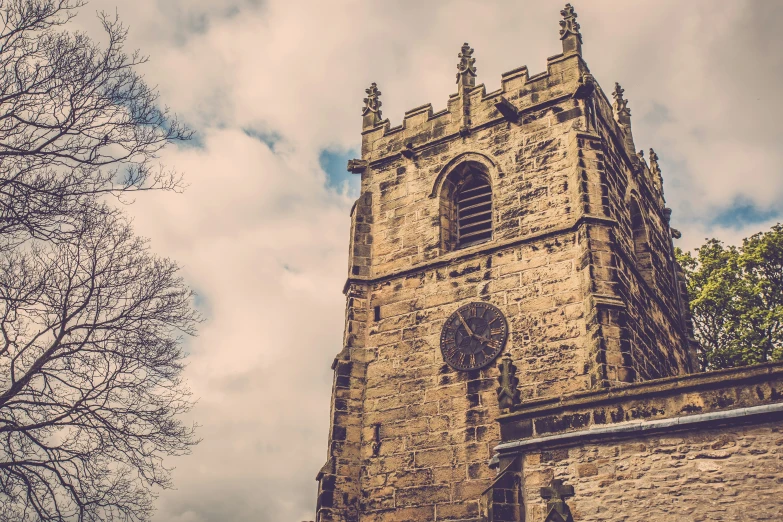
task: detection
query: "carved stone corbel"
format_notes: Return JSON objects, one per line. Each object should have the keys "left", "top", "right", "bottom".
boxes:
{"left": 497, "top": 354, "right": 521, "bottom": 411}
{"left": 495, "top": 96, "right": 519, "bottom": 123}
{"left": 347, "top": 159, "right": 367, "bottom": 174}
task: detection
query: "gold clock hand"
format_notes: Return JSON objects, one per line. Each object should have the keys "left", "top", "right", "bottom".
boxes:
{"left": 456, "top": 311, "right": 475, "bottom": 337}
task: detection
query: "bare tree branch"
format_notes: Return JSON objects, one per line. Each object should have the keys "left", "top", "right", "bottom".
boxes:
{"left": 0, "top": 209, "right": 200, "bottom": 521}
{"left": 0, "top": 0, "right": 193, "bottom": 251}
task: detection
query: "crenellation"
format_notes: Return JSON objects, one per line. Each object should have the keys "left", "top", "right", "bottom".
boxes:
{"left": 500, "top": 65, "right": 530, "bottom": 89}
{"left": 360, "top": 53, "right": 588, "bottom": 168}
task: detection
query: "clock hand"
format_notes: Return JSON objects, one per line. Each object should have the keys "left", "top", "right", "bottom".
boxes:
{"left": 474, "top": 332, "right": 498, "bottom": 347}
{"left": 456, "top": 311, "right": 475, "bottom": 337}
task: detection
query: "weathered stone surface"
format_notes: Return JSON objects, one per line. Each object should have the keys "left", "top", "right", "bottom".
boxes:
{"left": 494, "top": 362, "right": 783, "bottom": 522}
{"left": 520, "top": 423, "right": 783, "bottom": 521}
{"left": 317, "top": 5, "right": 697, "bottom": 521}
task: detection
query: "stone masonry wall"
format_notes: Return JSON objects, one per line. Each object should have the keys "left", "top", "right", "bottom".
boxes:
{"left": 588, "top": 87, "right": 692, "bottom": 380}
{"left": 361, "top": 234, "right": 590, "bottom": 521}
{"left": 495, "top": 362, "right": 783, "bottom": 522}
{"left": 522, "top": 422, "right": 783, "bottom": 521}
{"left": 316, "top": 282, "right": 371, "bottom": 522}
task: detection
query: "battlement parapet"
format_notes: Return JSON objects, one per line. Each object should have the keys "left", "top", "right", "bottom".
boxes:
{"left": 360, "top": 52, "right": 588, "bottom": 163}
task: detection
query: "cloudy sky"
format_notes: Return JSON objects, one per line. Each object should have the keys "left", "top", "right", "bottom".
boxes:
{"left": 70, "top": 1, "right": 783, "bottom": 520}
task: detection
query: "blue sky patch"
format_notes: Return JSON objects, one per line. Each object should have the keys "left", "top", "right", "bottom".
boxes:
{"left": 192, "top": 287, "right": 211, "bottom": 316}
{"left": 319, "top": 148, "right": 361, "bottom": 196}
{"left": 709, "top": 199, "right": 780, "bottom": 230}
{"left": 177, "top": 129, "right": 206, "bottom": 150}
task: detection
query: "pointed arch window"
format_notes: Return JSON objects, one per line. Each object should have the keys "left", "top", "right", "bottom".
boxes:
{"left": 439, "top": 162, "right": 493, "bottom": 251}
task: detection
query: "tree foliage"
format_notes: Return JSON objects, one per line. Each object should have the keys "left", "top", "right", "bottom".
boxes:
{"left": 0, "top": 1, "right": 198, "bottom": 520}
{"left": 677, "top": 224, "right": 783, "bottom": 371}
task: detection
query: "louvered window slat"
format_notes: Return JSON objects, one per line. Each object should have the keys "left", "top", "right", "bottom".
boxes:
{"left": 460, "top": 219, "right": 493, "bottom": 233}
{"left": 460, "top": 185, "right": 491, "bottom": 197}
{"left": 456, "top": 178, "right": 492, "bottom": 248}
{"left": 459, "top": 191, "right": 492, "bottom": 205}
{"left": 460, "top": 228, "right": 493, "bottom": 240}
{"left": 459, "top": 200, "right": 492, "bottom": 213}
{"left": 459, "top": 210, "right": 492, "bottom": 225}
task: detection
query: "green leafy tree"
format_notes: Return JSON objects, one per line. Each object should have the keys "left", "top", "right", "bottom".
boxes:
{"left": 677, "top": 224, "right": 783, "bottom": 371}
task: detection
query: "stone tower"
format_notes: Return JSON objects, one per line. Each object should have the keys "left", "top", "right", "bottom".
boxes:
{"left": 316, "top": 4, "right": 697, "bottom": 521}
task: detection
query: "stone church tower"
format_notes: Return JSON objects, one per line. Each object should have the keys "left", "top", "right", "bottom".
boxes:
{"left": 316, "top": 4, "right": 700, "bottom": 521}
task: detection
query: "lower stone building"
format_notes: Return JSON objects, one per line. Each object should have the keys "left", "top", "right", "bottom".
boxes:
{"left": 488, "top": 362, "right": 783, "bottom": 521}
{"left": 314, "top": 3, "right": 783, "bottom": 521}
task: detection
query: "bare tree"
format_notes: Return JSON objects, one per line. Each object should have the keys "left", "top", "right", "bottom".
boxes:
{"left": 0, "top": 0, "right": 192, "bottom": 249}
{"left": 0, "top": 209, "right": 199, "bottom": 521}
{"left": 0, "top": 1, "right": 199, "bottom": 520}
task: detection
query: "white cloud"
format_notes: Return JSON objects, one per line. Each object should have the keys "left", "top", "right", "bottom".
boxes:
{"left": 68, "top": 0, "right": 783, "bottom": 520}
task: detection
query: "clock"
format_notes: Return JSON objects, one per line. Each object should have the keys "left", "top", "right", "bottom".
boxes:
{"left": 440, "top": 302, "right": 508, "bottom": 371}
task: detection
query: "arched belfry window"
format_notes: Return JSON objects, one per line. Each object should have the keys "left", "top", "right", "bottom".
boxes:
{"left": 629, "top": 198, "right": 654, "bottom": 285}
{"left": 439, "top": 162, "right": 493, "bottom": 251}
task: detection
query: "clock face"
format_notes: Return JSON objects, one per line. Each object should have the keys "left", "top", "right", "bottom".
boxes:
{"left": 440, "top": 302, "right": 508, "bottom": 371}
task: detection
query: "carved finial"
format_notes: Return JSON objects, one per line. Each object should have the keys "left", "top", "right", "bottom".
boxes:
{"left": 612, "top": 83, "right": 627, "bottom": 110}
{"left": 362, "top": 82, "right": 383, "bottom": 129}
{"left": 649, "top": 148, "right": 665, "bottom": 199}
{"left": 496, "top": 354, "right": 520, "bottom": 411}
{"left": 649, "top": 148, "right": 661, "bottom": 178}
{"left": 649, "top": 148, "right": 659, "bottom": 167}
{"left": 559, "top": 4, "right": 582, "bottom": 54}
{"left": 362, "top": 82, "right": 382, "bottom": 117}
{"left": 559, "top": 4, "right": 581, "bottom": 40}
{"left": 612, "top": 82, "right": 631, "bottom": 126}
{"left": 540, "top": 479, "right": 575, "bottom": 522}
{"left": 456, "top": 43, "right": 477, "bottom": 89}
